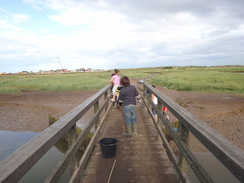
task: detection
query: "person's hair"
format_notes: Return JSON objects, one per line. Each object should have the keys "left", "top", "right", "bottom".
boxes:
{"left": 111, "top": 73, "right": 115, "bottom": 77}
{"left": 120, "top": 76, "right": 130, "bottom": 87}
{"left": 114, "top": 69, "right": 120, "bottom": 74}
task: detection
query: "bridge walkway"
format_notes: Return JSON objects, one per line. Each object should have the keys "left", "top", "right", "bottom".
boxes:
{"left": 82, "top": 104, "right": 180, "bottom": 183}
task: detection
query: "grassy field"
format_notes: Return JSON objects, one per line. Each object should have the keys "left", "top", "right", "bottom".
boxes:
{"left": 0, "top": 66, "right": 243, "bottom": 94}
{"left": 0, "top": 71, "right": 113, "bottom": 94}
{"left": 147, "top": 66, "right": 244, "bottom": 94}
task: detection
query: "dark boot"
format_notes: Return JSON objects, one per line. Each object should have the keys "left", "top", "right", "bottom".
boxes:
{"left": 123, "top": 124, "right": 132, "bottom": 136}
{"left": 133, "top": 123, "right": 138, "bottom": 137}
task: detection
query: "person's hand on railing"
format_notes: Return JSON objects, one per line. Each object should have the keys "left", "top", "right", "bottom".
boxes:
{"left": 118, "top": 100, "right": 123, "bottom": 106}
{"left": 136, "top": 95, "right": 142, "bottom": 102}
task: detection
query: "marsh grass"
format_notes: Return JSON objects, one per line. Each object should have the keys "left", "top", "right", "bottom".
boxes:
{"left": 0, "top": 71, "right": 112, "bottom": 94}
{"left": 119, "top": 68, "right": 151, "bottom": 79}
{"left": 148, "top": 66, "right": 244, "bottom": 94}
{"left": 0, "top": 66, "right": 243, "bottom": 94}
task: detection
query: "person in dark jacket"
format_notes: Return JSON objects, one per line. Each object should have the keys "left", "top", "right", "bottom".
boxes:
{"left": 118, "top": 76, "right": 141, "bottom": 136}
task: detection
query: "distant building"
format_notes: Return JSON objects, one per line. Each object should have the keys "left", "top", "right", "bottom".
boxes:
{"left": 93, "top": 69, "right": 104, "bottom": 72}
{"left": 19, "top": 71, "right": 29, "bottom": 74}
{"left": 55, "top": 69, "right": 67, "bottom": 73}
{"left": 76, "top": 68, "right": 86, "bottom": 72}
{"left": 86, "top": 68, "right": 93, "bottom": 71}
{"left": 0, "top": 72, "right": 8, "bottom": 75}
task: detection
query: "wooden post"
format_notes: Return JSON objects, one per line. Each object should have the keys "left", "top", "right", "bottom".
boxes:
{"left": 94, "top": 101, "right": 100, "bottom": 130}
{"left": 157, "top": 102, "right": 163, "bottom": 140}
{"left": 178, "top": 123, "right": 189, "bottom": 166}
{"left": 104, "top": 91, "right": 108, "bottom": 112}
{"left": 66, "top": 124, "right": 77, "bottom": 176}
{"left": 66, "top": 124, "right": 76, "bottom": 147}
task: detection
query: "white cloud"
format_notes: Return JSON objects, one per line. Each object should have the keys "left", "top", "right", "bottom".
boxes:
{"left": 50, "top": 7, "right": 95, "bottom": 26}
{"left": 0, "top": 0, "right": 243, "bottom": 73}
{"left": 12, "top": 14, "right": 29, "bottom": 23}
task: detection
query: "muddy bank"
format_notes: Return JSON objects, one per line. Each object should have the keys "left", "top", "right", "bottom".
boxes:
{"left": 0, "top": 90, "right": 97, "bottom": 132}
{"left": 155, "top": 86, "right": 244, "bottom": 150}
{"left": 0, "top": 88, "right": 243, "bottom": 150}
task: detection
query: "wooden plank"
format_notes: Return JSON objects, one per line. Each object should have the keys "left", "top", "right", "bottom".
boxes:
{"left": 82, "top": 106, "right": 180, "bottom": 183}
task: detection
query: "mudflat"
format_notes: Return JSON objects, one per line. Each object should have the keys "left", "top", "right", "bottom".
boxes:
{"left": 0, "top": 87, "right": 243, "bottom": 150}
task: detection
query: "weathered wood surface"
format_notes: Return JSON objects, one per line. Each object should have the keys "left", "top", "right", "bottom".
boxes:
{"left": 82, "top": 105, "right": 180, "bottom": 183}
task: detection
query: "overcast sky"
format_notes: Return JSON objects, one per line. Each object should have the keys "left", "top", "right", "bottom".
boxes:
{"left": 0, "top": 0, "right": 243, "bottom": 73}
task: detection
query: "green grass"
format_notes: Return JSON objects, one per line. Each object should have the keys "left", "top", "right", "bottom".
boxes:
{"left": 0, "top": 72, "right": 113, "bottom": 94}
{"left": 0, "top": 66, "right": 243, "bottom": 94}
{"left": 119, "top": 68, "right": 151, "bottom": 79}
{"left": 148, "top": 66, "right": 244, "bottom": 94}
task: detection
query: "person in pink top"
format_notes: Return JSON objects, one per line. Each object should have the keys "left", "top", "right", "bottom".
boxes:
{"left": 110, "top": 69, "right": 120, "bottom": 102}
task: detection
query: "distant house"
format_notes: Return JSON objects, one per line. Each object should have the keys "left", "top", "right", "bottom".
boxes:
{"left": 93, "top": 69, "right": 104, "bottom": 72}
{"left": 86, "top": 68, "right": 93, "bottom": 71}
{"left": 55, "top": 69, "right": 67, "bottom": 73}
{"left": 19, "top": 71, "right": 29, "bottom": 74}
{"left": 76, "top": 68, "right": 86, "bottom": 72}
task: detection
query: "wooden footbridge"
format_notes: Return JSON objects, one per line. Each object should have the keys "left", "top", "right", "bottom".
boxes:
{"left": 0, "top": 81, "right": 244, "bottom": 183}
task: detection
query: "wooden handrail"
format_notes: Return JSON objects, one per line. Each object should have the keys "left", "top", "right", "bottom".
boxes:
{"left": 137, "top": 81, "right": 244, "bottom": 182}
{"left": 0, "top": 85, "right": 112, "bottom": 183}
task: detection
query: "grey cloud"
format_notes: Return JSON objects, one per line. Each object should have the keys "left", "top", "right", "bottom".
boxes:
{"left": 86, "top": 0, "right": 223, "bottom": 18}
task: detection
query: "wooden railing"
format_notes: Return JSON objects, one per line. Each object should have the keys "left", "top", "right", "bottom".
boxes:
{"left": 137, "top": 81, "right": 244, "bottom": 183}
{"left": 0, "top": 85, "right": 113, "bottom": 183}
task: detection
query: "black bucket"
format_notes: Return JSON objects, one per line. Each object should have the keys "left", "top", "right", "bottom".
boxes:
{"left": 99, "top": 138, "right": 119, "bottom": 158}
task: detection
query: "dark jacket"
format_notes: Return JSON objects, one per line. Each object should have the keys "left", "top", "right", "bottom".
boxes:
{"left": 118, "top": 85, "right": 139, "bottom": 106}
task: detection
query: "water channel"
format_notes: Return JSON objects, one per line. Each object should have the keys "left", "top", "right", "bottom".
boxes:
{"left": 0, "top": 131, "right": 70, "bottom": 183}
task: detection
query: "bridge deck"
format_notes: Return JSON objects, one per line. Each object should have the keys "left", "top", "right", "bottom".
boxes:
{"left": 82, "top": 104, "right": 180, "bottom": 183}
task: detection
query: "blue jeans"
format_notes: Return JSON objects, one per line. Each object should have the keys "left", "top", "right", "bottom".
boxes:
{"left": 123, "top": 105, "right": 137, "bottom": 125}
